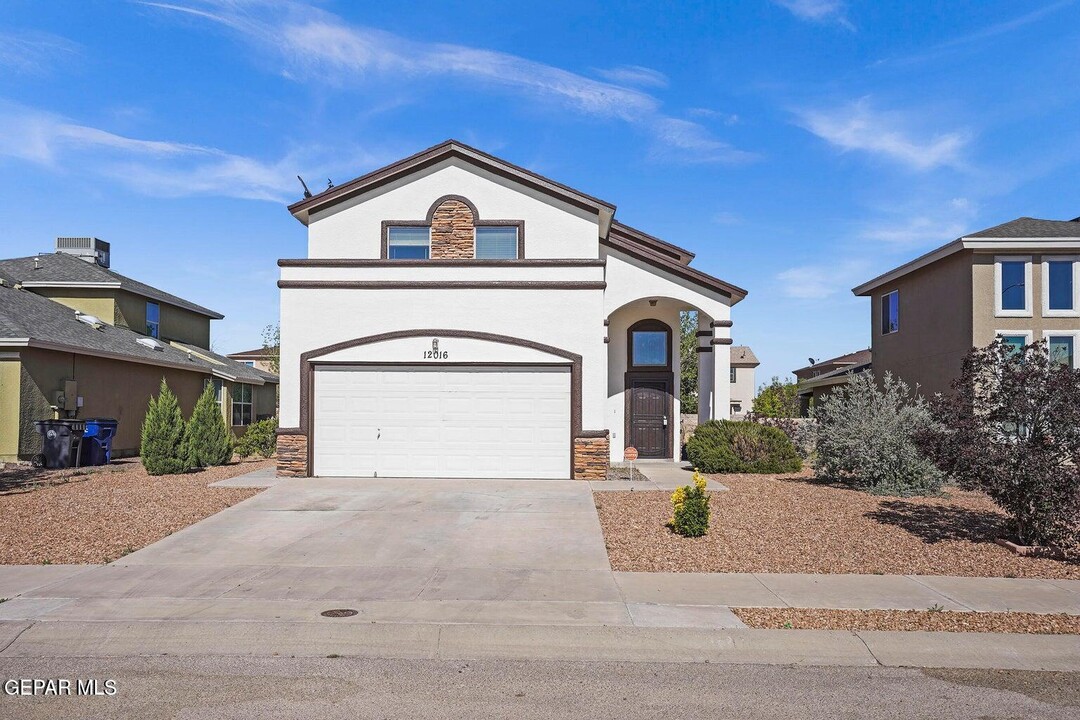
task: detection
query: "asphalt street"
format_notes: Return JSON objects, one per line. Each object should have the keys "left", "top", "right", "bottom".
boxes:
{"left": 0, "top": 656, "right": 1077, "bottom": 719}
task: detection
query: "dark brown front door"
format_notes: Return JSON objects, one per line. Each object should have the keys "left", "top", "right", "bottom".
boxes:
{"left": 629, "top": 379, "right": 670, "bottom": 458}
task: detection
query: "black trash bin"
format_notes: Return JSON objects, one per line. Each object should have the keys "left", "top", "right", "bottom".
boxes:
{"left": 33, "top": 419, "right": 86, "bottom": 469}
{"left": 83, "top": 418, "right": 119, "bottom": 466}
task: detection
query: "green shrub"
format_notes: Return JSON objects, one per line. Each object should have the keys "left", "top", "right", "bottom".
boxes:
{"left": 184, "top": 383, "right": 233, "bottom": 468}
{"left": 235, "top": 418, "right": 277, "bottom": 459}
{"left": 668, "top": 472, "right": 711, "bottom": 537}
{"left": 141, "top": 379, "right": 190, "bottom": 475}
{"left": 814, "top": 371, "right": 943, "bottom": 496}
{"left": 686, "top": 420, "right": 802, "bottom": 474}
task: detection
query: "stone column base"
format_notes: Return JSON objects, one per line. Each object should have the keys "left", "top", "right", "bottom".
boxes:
{"left": 573, "top": 434, "right": 610, "bottom": 480}
{"left": 276, "top": 431, "right": 308, "bottom": 477}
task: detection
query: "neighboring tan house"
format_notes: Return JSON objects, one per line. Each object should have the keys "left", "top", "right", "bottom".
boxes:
{"left": 852, "top": 216, "right": 1080, "bottom": 397}
{"left": 728, "top": 345, "right": 759, "bottom": 418}
{"left": 226, "top": 347, "right": 277, "bottom": 373}
{"left": 0, "top": 239, "right": 278, "bottom": 462}
{"left": 277, "top": 140, "right": 748, "bottom": 479}
{"left": 792, "top": 349, "right": 872, "bottom": 416}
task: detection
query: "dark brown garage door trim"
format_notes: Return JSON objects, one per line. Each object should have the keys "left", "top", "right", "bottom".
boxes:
{"left": 299, "top": 329, "right": 583, "bottom": 478}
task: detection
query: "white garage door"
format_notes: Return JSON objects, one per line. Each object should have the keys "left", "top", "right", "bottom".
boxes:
{"left": 313, "top": 365, "right": 571, "bottom": 479}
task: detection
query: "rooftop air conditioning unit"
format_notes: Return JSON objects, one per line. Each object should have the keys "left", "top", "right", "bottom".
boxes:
{"left": 55, "top": 237, "right": 110, "bottom": 268}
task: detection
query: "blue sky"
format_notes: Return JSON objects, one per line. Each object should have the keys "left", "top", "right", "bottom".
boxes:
{"left": 1, "top": 0, "right": 1078, "bottom": 384}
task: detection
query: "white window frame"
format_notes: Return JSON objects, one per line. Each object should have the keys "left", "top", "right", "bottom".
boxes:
{"left": 1042, "top": 329, "right": 1080, "bottom": 369}
{"left": 994, "top": 255, "right": 1032, "bottom": 318}
{"left": 1041, "top": 255, "right": 1080, "bottom": 318}
{"left": 995, "top": 329, "right": 1033, "bottom": 347}
{"left": 386, "top": 226, "right": 431, "bottom": 260}
{"left": 880, "top": 290, "right": 899, "bottom": 335}
{"left": 473, "top": 225, "right": 519, "bottom": 260}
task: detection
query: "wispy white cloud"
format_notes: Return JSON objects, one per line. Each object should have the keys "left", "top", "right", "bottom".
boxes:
{"left": 860, "top": 198, "right": 978, "bottom": 248}
{"left": 593, "top": 64, "right": 668, "bottom": 88}
{"left": 794, "top": 97, "right": 970, "bottom": 171}
{"left": 776, "top": 259, "right": 871, "bottom": 299}
{"left": 0, "top": 30, "right": 80, "bottom": 75}
{"left": 772, "top": 0, "right": 854, "bottom": 30}
{"left": 874, "top": 0, "right": 1077, "bottom": 67}
{"left": 0, "top": 100, "right": 384, "bottom": 202}
{"left": 141, "top": 0, "right": 754, "bottom": 164}
{"left": 688, "top": 107, "right": 740, "bottom": 125}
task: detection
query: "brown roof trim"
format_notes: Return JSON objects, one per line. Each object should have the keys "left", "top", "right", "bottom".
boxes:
{"left": 601, "top": 234, "right": 748, "bottom": 302}
{"left": 287, "top": 139, "right": 617, "bottom": 226}
{"left": 609, "top": 221, "right": 695, "bottom": 265}
{"left": 278, "top": 280, "right": 605, "bottom": 290}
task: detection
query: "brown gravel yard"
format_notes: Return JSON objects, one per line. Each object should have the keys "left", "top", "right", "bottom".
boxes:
{"left": 595, "top": 470, "right": 1080, "bottom": 579}
{"left": 734, "top": 607, "right": 1080, "bottom": 634}
{"left": 0, "top": 458, "right": 270, "bottom": 565}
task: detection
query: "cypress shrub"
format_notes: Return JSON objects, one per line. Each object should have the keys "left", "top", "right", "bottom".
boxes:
{"left": 185, "top": 383, "right": 233, "bottom": 467}
{"left": 141, "top": 379, "right": 190, "bottom": 475}
{"left": 686, "top": 420, "right": 802, "bottom": 474}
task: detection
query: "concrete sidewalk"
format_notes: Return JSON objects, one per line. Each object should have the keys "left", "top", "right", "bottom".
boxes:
{"left": 0, "top": 473, "right": 1077, "bottom": 670}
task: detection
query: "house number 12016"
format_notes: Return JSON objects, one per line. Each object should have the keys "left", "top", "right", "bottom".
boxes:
{"left": 424, "top": 339, "right": 448, "bottom": 360}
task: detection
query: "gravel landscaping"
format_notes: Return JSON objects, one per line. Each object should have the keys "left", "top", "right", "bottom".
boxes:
{"left": 594, "top": 470, "right": 1080, "bottom": 578}
{"left": 733, "top": 607, "right": 1080, "bottom": 634}
{"left": 0, "top": 458, "right": 271, "bottom": 565}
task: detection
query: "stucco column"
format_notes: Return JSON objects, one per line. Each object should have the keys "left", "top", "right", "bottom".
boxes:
{"left": 697, "top": 315, "right": 714, "bottom": 423}
{"left": 712, "top": 320, "right": 732, "bottom": 420}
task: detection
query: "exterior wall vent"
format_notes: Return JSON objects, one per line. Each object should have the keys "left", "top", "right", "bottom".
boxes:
{"left": 55, "top": 237, "right": 111, "bottom": 268}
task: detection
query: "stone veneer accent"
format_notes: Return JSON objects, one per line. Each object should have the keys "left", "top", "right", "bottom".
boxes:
{"left": 276, "top": 433, "right": 308, "bottom": 477}
{"left": 573, "top": 436, "right": 610, "bottom": 480}
{"left": 430, "top": 198, "right": 475, "bottom": 259}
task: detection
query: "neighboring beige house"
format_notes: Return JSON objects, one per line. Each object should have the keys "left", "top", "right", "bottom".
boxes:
{"left": 852, "top": 216, "right": 1080, "bottom": 397}
{"left": 728, "top": 345, "right": 759, "bottom": 418}
{"left": 792, "top": 349, "right": 872, "bottom": 416}
{"left": 226, "top": 346, "right": 277, "bottom": 373}
{"left": 0, "top": 238, "right": 278, "bottom": 461}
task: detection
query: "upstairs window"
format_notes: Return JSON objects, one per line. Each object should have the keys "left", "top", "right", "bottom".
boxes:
{"left": 1044, "top": 257, "right": 1078, "bottom": 315}
{"left": 475, "top": 226, "right": 519, "bottom": 259}
{"left": 387, "top": 226, "right": 430, "bottom": 259}
{"left": 880, "top": 291, "right": 898, "bottom": 335}
{"left": 995, "top": 257, "right": 1031, "bottom": 316}
{"left": 730, "top": 367, "right": 737, "bottom": 383}
{"left": 146, "top": 302, "right": 160, "bottom": 338}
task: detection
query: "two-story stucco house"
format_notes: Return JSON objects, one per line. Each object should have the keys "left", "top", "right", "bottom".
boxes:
{"left": 276, "top": 140, "right": 747, "bottom": 479}
{"left": 853, "top": 216, "right": 1080, "bottom": 397}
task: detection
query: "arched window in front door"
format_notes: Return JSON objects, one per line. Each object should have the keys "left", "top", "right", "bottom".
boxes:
{"left": 627, "top": 319, "right": 671, "bottom": 370}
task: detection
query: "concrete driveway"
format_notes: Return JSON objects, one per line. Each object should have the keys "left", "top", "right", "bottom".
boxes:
{"left": 12, "top": 477, "right": 653, "bottom": 627}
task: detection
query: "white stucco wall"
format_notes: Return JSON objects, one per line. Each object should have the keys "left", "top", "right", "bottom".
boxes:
{"left": 306, "top": 158, "right": 601, "bottom": 260}
{"left": 279, "top": 287, "right": 606, "bottom": 430}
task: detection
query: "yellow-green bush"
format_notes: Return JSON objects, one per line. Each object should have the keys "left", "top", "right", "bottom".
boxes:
{"left": 667, "top": 472, "right": 710, "bottom": 537}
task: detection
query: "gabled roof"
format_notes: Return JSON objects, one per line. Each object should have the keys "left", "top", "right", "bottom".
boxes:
{"left": 609, "top": 221, "right": 695, "bottom": 265}
{"left": 0, "top": 253, "right": 224, "bottom": 319}
{"left": 797, "top": 357, "right": 873, "bottom": 391}
{"left": 731, "top": 345, "right": 759, "bottom": 366}
{"left": 0, "top": 282, "right": 272, "bottom": 384}
{"left": 793, "top": 349, "right": 871, "bottom": 377}
{"left": 966, "top": 216, "right": 1080, "bottom": 238}
{"left": 602, "top": 229, "right": 748, "bottom": 302}
{"left": 853, "top": 216, "right": 1080, "bottom": 296}
{"left": 288, "top": 139, "right": 618, "bottom": 230}
{"left": 227, "top": 347, "right": 274, "bottom": 359}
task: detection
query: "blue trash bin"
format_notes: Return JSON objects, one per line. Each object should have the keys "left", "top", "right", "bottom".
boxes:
{"left": 83, "top": 418, "right": 119, "bottom": 466}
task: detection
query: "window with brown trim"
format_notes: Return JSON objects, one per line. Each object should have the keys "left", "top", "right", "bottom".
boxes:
{"left": 627, "top": 319, "right": 671, "bottom": 369}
